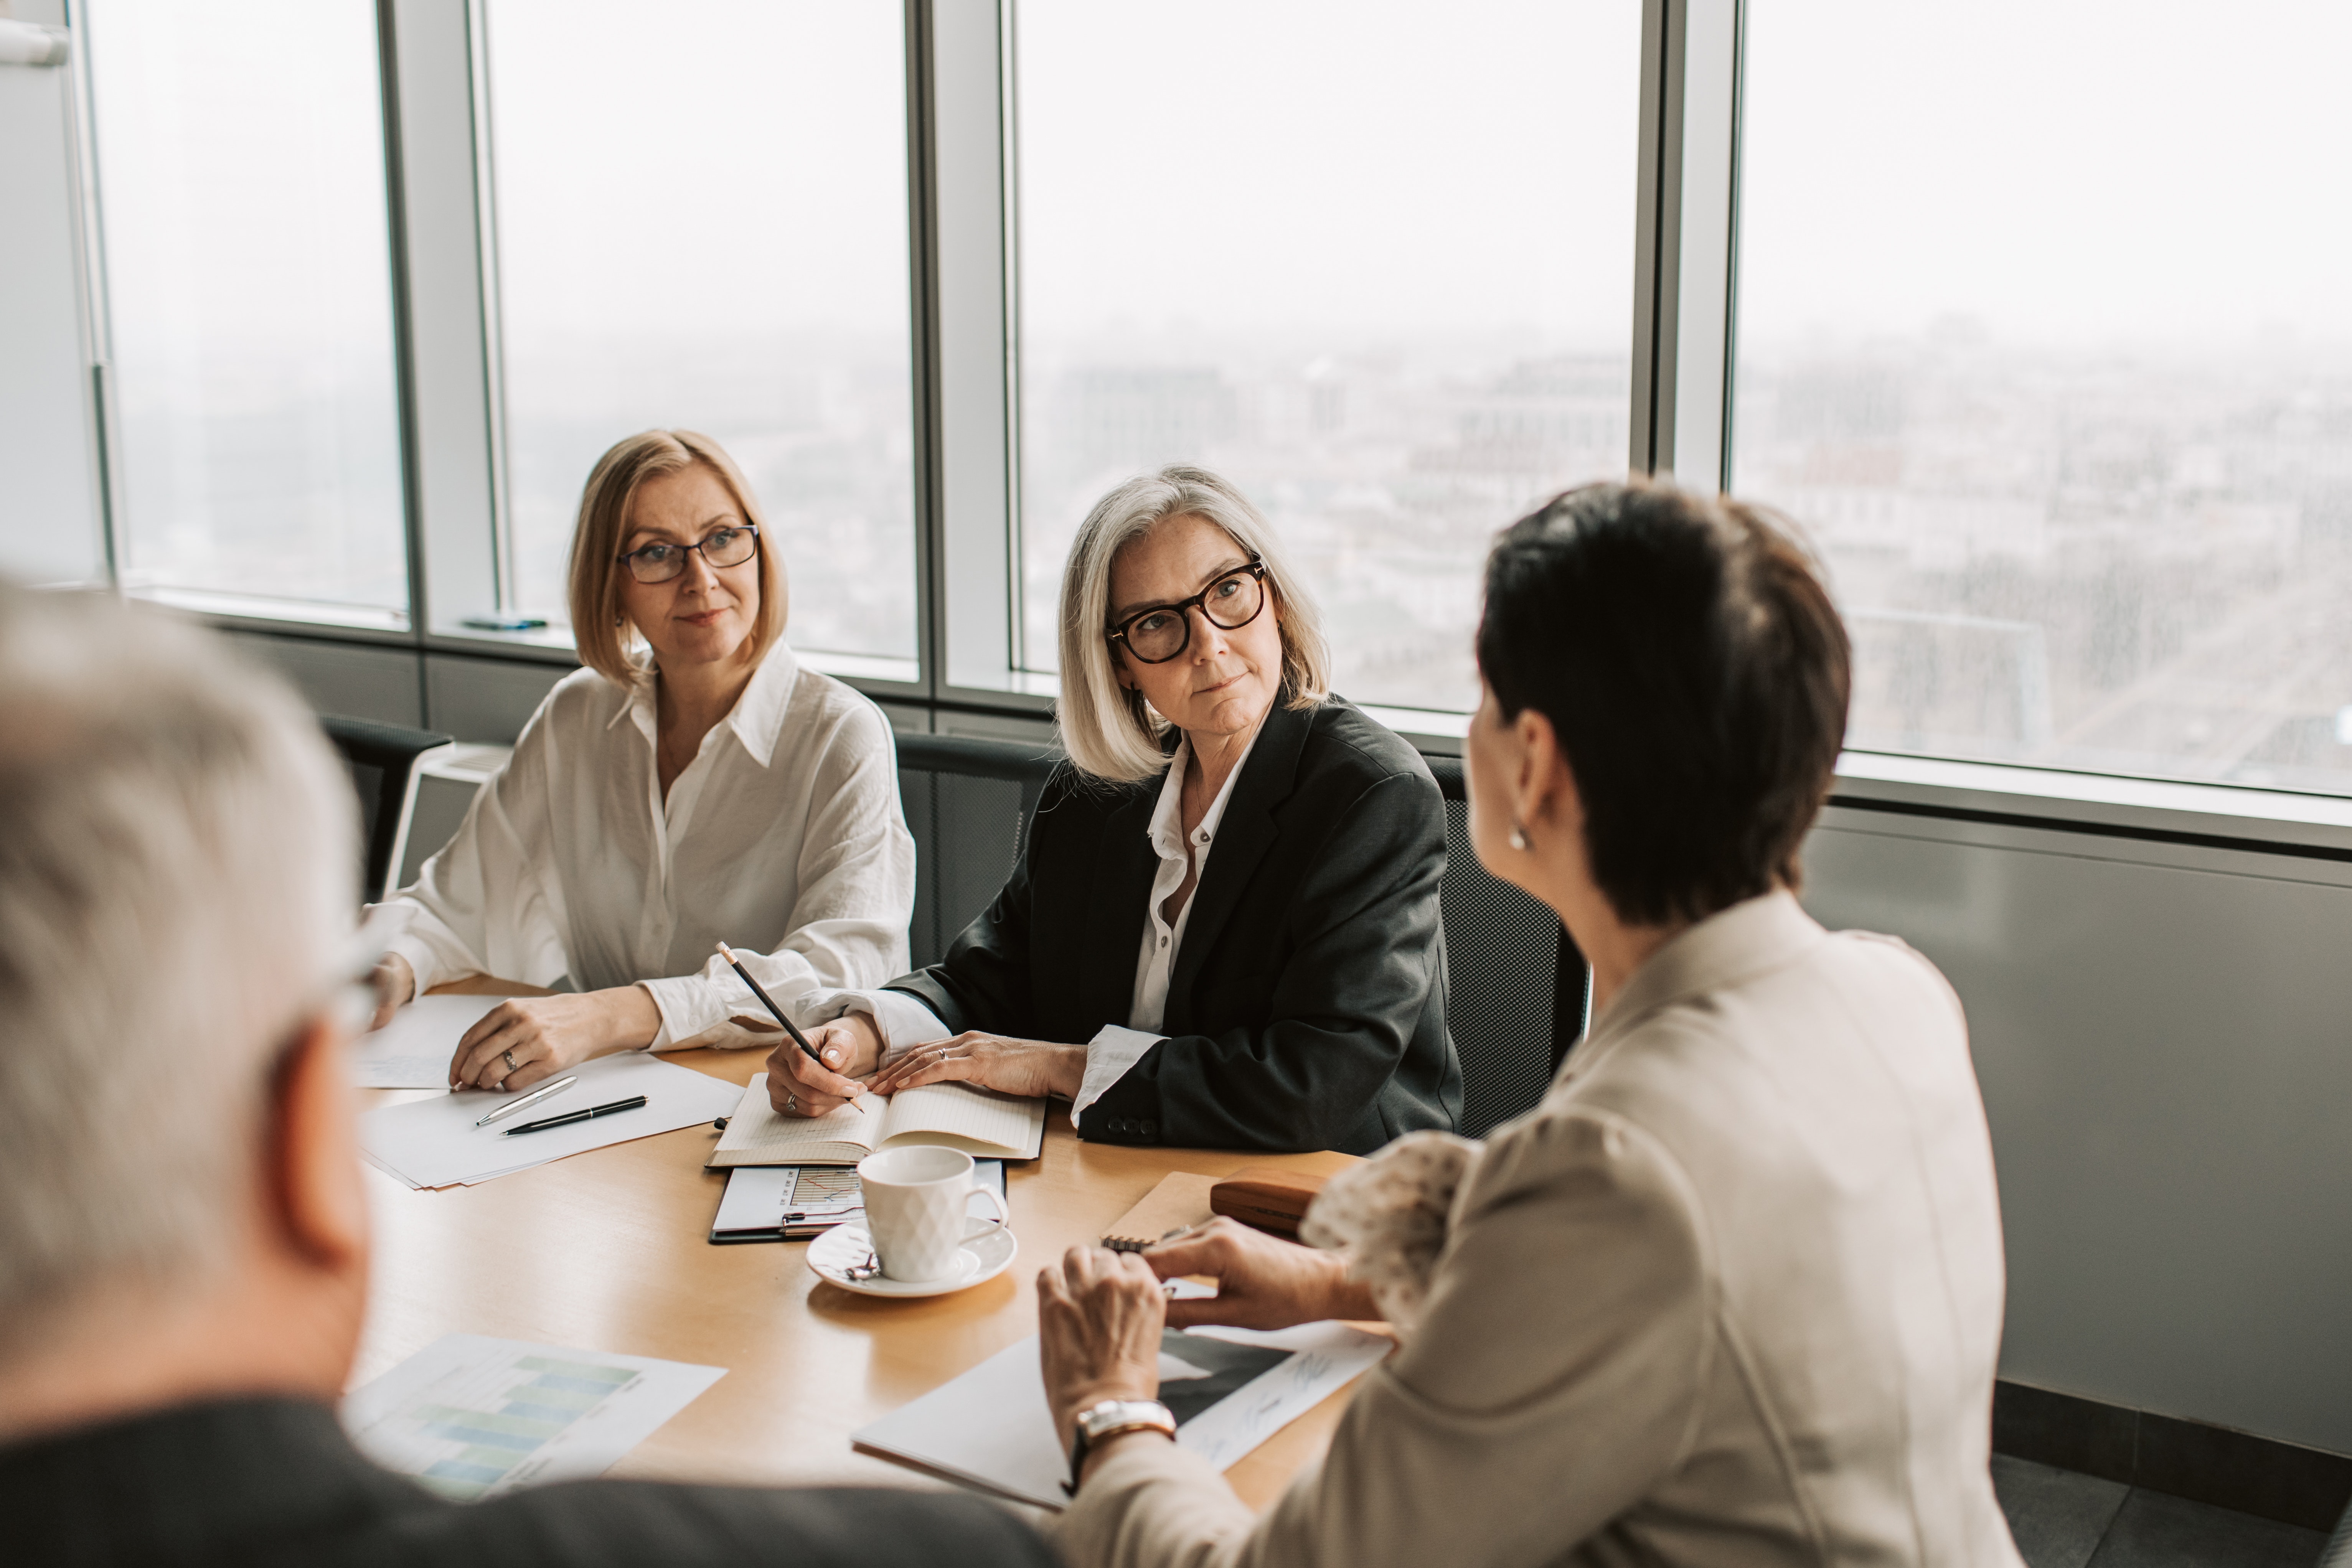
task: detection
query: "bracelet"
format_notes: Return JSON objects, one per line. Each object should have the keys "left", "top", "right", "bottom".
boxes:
{"left": 1064, "top": 1398, "right": 1176, "bottom": 1495}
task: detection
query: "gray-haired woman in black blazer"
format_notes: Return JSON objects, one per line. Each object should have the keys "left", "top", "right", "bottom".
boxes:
{"left": 765, "top": 465, "right": 1460, "bottom": 1154}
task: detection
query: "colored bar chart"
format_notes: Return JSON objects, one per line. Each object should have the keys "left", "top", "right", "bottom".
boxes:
{"left": 345, "top": 1335, "right": 726, "bottom": 1499}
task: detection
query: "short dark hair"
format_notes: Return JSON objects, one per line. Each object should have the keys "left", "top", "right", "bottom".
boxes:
{"left": 1476, "top": 481, "right": 1851, "bottom": 927}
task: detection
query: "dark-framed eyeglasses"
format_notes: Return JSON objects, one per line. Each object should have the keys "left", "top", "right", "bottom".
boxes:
{"left": 616, "top": 524, "right": 760, "bottom": 585}
{"left": 1107, "top": 559, "right": 1268, "bottom": 665}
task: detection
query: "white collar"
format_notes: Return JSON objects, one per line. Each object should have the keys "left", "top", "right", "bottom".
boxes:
{"left": 605, "top": 639, "right": 800, "bottom": 769}
{"left": 1147, "top": 722, "right": 1265, "bottom": 857}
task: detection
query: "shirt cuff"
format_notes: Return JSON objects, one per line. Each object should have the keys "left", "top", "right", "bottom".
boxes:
{"left": 826, "top": 988, "right": 952, "bottom": 1067}
{"left": 1071, "top": 1025, "right": 1163, "bottom": 1123}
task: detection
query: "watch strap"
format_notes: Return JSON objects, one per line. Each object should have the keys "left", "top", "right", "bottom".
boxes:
{"left": 1064, "top": 1398, "right": 1176, "bottom": 1495}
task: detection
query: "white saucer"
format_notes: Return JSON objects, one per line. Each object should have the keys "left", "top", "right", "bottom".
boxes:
{"left": 808, "top": 1218, "right": 1018, "bottom": 1298}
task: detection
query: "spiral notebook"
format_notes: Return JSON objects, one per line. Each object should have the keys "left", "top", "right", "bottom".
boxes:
{"left": 705, "top": 1074, "right": 1045, "bottom": 1166}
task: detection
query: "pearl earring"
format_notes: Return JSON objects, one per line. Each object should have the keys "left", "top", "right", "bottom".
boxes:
{"left": 1509, "top": 821, "right": 1529, "bottom": 851}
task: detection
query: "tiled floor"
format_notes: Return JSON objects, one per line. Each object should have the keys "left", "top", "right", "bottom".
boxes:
{"left": 1994, "top": 1454, "right": 2335, "bottom": 1568}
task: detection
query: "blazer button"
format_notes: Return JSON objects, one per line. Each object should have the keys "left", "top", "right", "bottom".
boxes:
{"left": 1140, "top": 1120, "right": 1157, "bottom": 1139}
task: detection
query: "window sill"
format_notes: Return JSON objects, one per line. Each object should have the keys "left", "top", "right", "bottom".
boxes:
{"left": 137, "top": 585, "right": 410, "bottom": 640}
{"left": 1829, "top": 751, "right": 2352, "bottom": 860}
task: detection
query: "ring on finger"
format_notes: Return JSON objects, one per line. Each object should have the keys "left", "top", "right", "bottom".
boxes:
{"left": 786, "top": 1093, "right": 798, "bottom": 1113}
{"left": 502, "top": 1048, "right": 518, "bottom": 1072}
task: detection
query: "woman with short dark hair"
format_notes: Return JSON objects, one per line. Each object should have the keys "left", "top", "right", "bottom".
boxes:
{"left": 1035, "top": 481, "right": 2024, "bottom": 1567}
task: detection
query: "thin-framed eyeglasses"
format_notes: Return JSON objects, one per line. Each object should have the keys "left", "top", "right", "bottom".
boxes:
{"left": 1107, "top": 558, "right": 1268, "bottom": 665}
{"left": 616, "top": 524, "right": 760, "bottom": 585}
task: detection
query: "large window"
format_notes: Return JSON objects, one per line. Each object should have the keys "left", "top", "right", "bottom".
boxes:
{"left": 1011, "top": 0, "right": 1639, "bottom": 714}
{"left": 483, "top": 0, "right": 919, "bottom": 671}
{"left": 1735, "top": 0, "right": 2352, "bottom": 793}
{"left": 85, "top": 0, "right": 408, "bottom": 622}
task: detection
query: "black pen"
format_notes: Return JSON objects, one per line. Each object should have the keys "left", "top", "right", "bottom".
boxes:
{"left": 501, "top": 1094, "right": 647, "bottom": 1135}
{"left": 715, "top": 940, "right": 826, "bottom": 1067}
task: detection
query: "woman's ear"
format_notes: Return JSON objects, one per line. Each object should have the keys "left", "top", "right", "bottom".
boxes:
{"left": 1514, "top": 706, "right": 1567, "bottom": 834}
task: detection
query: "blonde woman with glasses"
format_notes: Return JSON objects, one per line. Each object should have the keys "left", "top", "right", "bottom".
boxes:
{"left": 369, "top": 430, "right": 915, "bottom": 1093}
{"left": 767, "top": 465, "right": 1460, "bottom": 1153}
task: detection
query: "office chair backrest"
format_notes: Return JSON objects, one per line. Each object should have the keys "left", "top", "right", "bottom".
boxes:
{"left": 894, "top": 732, "right": 1062, "bottom": 967}
{"left": 891, "top": 732, "right": 1588, "bottom": 1140}
{"left": 321, "top": 715, "right": 455, "bottom": 904}
{"left": 1422, "top": 756, "right": 1590, "bottom": 1139}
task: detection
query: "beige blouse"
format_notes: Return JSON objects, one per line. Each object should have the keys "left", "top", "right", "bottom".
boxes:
{"left": 1057, "top": 891, "right": 2025, "bottom": 1568}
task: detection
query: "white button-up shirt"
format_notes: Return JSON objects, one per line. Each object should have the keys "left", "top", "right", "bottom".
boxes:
{"left": 382, "top": 641, "right": 915, "bottom": 1050}
{"left": 841, "top": 726, "right": 1260, "bottom": 1120}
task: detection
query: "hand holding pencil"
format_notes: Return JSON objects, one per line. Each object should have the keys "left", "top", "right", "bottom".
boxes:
{"left": 716, "top": 941, "right": 873, "bottom": 1120}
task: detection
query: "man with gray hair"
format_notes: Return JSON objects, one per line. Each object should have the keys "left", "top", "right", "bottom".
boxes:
{"left": 0, "top": 584, "right": 1052, "bottom": 1566}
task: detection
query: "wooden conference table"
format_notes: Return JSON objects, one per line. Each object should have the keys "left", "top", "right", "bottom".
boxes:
{"left": 352, "top": 981, "right": 1368, "bottom": 1511}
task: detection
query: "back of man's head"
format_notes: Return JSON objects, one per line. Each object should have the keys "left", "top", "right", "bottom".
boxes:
{"left": 0, "top": 585, "right": 354, "bottom": 1344}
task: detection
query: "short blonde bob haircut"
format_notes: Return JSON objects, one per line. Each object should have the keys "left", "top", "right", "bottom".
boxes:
{"left": 567, "top": 429, "right": 788, "bottom": 686}
{"left": 1057, "top": 465, "right": 1331, "bottom": 783}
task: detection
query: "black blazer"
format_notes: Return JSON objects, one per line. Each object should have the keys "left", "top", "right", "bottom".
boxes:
{"left": 890, "top": 696, "right": 1460, "bottom": 1154}
{"left": 2, "top": 1397, "right": 1056, "bottom": 1568}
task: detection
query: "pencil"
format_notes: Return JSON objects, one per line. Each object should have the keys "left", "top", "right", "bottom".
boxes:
{"left": 716, "top": 941, "right": 826, "bottom": 1067}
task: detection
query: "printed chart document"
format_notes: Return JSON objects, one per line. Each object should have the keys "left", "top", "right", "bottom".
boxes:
{"left": 360, "top": 1054, "right": 742, "bottom": 1189}
{"left": 345, "top": 1334, "right": 723, "bottom": 1499}
{"left": 708, "top": 1073, "right": 1044, "bottom": 1166}
{"left": 852, "top": 1323, "right": 1391, "bottom": 1509}
{"left": 710, "top": 1160, "right": 1006, "bottom": 1243}
{"left": 348, "top": 996, "right": 503, "bottom": 1089}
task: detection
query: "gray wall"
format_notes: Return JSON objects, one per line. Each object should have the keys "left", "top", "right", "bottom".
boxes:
{"left": 224, "top": 633, "right": 569, "bottom": 743}
{"left": 1803, "top": 805, "right": 2352, "bottom": 1457}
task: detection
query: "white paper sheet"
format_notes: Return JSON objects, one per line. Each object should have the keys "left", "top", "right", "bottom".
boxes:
{"left": 359, "top": 1054, "right": 743, "bottom": 1189}
{"left": 344, "top": 1333, "right": 724, "bottom": 1499}
{"left": 348, "top": 995, "right": 505, "bottom": 1089}
{"left": 851, "top": 1322, "right": 1390, "bottom": 1509}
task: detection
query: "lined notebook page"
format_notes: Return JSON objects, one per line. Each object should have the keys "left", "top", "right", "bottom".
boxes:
{"left": 709, "top": 1079, "right": 881, "bottom": 1166}
{"left": 876, "top": 1083, "right": 1046, "bottom": 1159}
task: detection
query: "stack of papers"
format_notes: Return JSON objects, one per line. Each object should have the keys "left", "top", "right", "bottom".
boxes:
{"left": 853, "top": 1322, "right": 1391, "bottom": 1509}
{"left": 345, "top": 1334, "right": 724, "bottom": 1499}
{"left": 348, "top": 995, "right": 505, "bottom": 1089}
{"left": 360, "top": 1054, "right": 744, "bottom": 1189}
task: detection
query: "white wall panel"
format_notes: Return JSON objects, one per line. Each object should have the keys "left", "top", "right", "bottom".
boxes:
{"left": 1803, "top": 807, "right": 2352, "bottom": 1454}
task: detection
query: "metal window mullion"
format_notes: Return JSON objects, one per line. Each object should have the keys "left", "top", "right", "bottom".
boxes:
{"left": 383, "top": 0, "right": 503, "bottom": 645}
{"left": 1628, "top": 0, "right": 1743, "bottom": 491}
{"left": 925, "top": 0, "right": 1047, "bottom": 711}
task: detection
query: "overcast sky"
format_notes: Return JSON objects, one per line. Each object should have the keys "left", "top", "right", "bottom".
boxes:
{"left": 1739, "top": 0, "right": 2352, "bottom": 348}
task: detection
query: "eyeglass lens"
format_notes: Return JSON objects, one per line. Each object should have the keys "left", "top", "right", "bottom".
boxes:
{"left": 1122, "top": 569, "right": 1263, "bottom": 663}
{"left": 625, "top": 526, "right": 758, "bottom": 584}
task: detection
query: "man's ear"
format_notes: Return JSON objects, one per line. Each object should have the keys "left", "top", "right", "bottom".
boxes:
{"left": 267, "top": 1014, "right": 369, "bottom": 1273}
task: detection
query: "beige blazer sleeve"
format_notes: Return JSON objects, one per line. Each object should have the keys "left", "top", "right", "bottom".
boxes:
{"left": 1056, "top": 1107, "right": 1713, "bottom": 1568}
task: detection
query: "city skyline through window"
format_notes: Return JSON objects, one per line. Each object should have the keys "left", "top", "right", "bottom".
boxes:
{"left": 484, "top": 0, "right": 919, "bottom": 667}
{"left": 1012, "top": 0, "right": 1641, "bottom": 714}
{"left": 1735, "top": 0, "right": 2352, "bottom": 793}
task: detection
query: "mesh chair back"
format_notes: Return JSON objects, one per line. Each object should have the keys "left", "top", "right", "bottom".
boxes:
{"left": 1423, "top": 757, "right": 1590, "bottom": 1138}
{"left": 895, "top": 733, "right": 1062, "bottom": 967}
{"left": 321, "top": 715, "right": 455, "bottom": 903}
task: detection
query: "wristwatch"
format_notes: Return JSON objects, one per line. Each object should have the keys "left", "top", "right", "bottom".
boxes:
{"left": 1064, "top": 1398, "right": 1177, "bottom": 1494}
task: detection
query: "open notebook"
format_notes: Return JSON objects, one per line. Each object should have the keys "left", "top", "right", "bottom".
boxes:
{"left": 708, "top": 1074, "right": 1046, "bottom": 1166}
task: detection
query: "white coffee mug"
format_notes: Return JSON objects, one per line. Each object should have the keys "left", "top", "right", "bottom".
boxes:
{"left": 857, "top": 1146, "right": 1008, "bottom": 1282}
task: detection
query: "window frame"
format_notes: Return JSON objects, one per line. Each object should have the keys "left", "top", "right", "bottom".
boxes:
{"left": 45, "top": 0, "right": 2352, "bottom": 843}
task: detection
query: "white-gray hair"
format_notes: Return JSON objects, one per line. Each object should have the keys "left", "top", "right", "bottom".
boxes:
{"left": 0, "top": 585, "right": 355, "bottom": 1340}
{"left": 1055, "top": 466, "right": 1331, "bottom": 782}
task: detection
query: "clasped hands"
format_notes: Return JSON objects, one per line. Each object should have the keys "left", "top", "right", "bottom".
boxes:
{"left": 762, "top": 1010, "right": 1087, "bottom": 1118}
{"left": 1036, "top": 1219, "right": 1382, "bottom": 1486}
